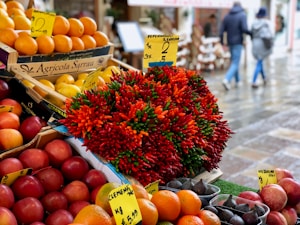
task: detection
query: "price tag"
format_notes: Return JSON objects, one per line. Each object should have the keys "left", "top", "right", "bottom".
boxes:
{"left": 145, "top": 180, "right": 160, "bottom": 195}
{"left": 0, "top": 105, "right": 14, "bottom": 113}
{"left": 143, "top": 35, "right": 179, "bottom": 69}
{"left": 257, "top": 169, "right": 277, "bottom": 190}
{"left": 1, "top": 168, "right": 32, "bottom": 186}
{"left": 109, "top": 184, "right": 142, "bottom": 225}
{"left": 31, "top": 10, "right": 56, "bottom": 37}
{"left": 82, "top": 67, "right": 104, "bottom": 91}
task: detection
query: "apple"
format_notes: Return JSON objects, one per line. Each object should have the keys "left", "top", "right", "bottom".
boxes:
{"left": 0, "top": 112, "right": 20, "bottom": 129}
{"left": 30, "top": 222, "right": 46, "bottom": 225}
{"left": 44, "top": 139, "right": 73, "bottom": 167}
{"left": 44, "top": 209, "right": 73, "bottom": 225}
{"left": 237, "top": 190, "right": 263, "bottom": 203}
{"left": 68, "top": 200, "right": 90, "bottom": 217}
{"left": 281, "top": 206, "right": 297, "bottom": 225}
{"left": 278, "top": 177, "right": 300, "bottom": 206}
{"left": 0, "top": 98, "right": 22, "bottom": 116}
{"left": 41, "top": 191, "right": 68, "bottom": 213}
{"left": 61, "top": 156, "right": 89, "bottom": 181}
{"left": 18, "top": 148, "right": 49, "bottom": 171}
{"left": 82, "top": 169, "right": 107, "bottom": 190}
{"left": 11, "top": 175, "right": 45, "bottom": 199}
{"left": 0, "top": 128, "right": 23, "bottom": 151}
{"left": 0, "top": 79, "right": 11, "bottom": 100}
{"left": 294, "top": 201, "right": 300, "bottom": 214}
{"left": 12, "top": 197, "right": 44, "bottom": 225}
{"left": 90, "top": 185, "right": 102, "bottom": 204}
{"left": 267, "top": 211, "right": 288, "bottom": 225}
{"left": 62, "top": 180, "right": 90, "bottom": 203}
{"left": 0, "top": 206, "right": 17, "bottom": 225}
{"left": 275, "top": 168, "right": 294, "bottom": 182}
{"left": 0, "top": 157, "right": 23, "bottom": 177}
{"left": 260, "top": 184, "right": 287, "bottom": 211}
{"left": 35, "top": 167, "right": 64, "bottom": 193}
{"left": 0, "top": 184, "right": 14, "bottom": 209}
{"left": 19, "top": 116, "right": 46, "bottom": 142}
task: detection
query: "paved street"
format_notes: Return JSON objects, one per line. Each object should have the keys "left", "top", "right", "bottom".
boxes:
{"left": 202, "top": 49, "right": 300, "bottom": 189}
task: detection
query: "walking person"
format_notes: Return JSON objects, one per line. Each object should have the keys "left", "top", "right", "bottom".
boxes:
{"left": 219, "top": 1, "right": 252, "bottom": 90}
{"left": 251, "top": 7, "right": 274, "bottom": 88}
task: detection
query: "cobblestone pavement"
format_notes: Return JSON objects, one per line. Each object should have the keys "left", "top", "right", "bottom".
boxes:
{"left": 202, "top": 50, "right": 300, "bottom": 189}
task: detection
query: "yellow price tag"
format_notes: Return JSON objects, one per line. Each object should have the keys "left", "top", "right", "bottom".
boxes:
{"left": 0, "top": 105, "right": 14, "bottom": 113}
{"left": 143, "top": 35, "right": 179, "bottom": 69}
{"left": 31, "top": 10, "right": 56, "bottom": 37}
{"left": 145, "top": 180, "right": 160, "bottom": 195}
{"left": 109, "top": 184, "right": 142, "bottom": 225}
{"left": 82, "top": 67, "right": 104, "bottom": 91}
{"left": 257, "top": 169, "right": 277, "bottom": 190}
{"left": 1, "top": 168, "right": 32, "bottom": 186}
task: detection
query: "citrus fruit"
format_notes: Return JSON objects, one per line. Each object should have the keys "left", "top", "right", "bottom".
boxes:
{"left": 0, "top": 14, "right": 15, "bottom": 29}
{"left": 197, "top": 209, "right": 221, "bottom": 225}
{"left": 0, "top": 28, "right": 18, "bottom": 47}
{"left": 0, "top": 128, "right": 23, "bottom": 151}
{"left": 93, "top": 31, "right": 109, "bottom": 47}
{"left": 33, "top": 85, "right": 48, "bottom": 98}
{"left": 13, "top": 14, "right": 31, "bottom": 30}
{"left": 132, "top": 183, "right": 149, "bottom": 199}
{"left": 56, "top": 74, "right": 75, "bottom": 84}
{"left": 7, "top": 7, "right": 25, "bottom": 17}
{"left": 177, "top": 215, "right": 204, "bottom": 225}
{"left": 14, "top": 35, "right": 38, "bottom": 55}
{"left": 68, "top": 18, "right": 84, "bottom": 37}
{"left": 44, "top": 95, "right": 65, "bottom": 108}
{"left": 81, "top": 34, "right": 96, "bottom": 50}
{"left": 177, "top": 189, "right": 202, "bottom": 216}
{"left": 71, "top": 36, "right": 85, "bottom": 51}
{"left": 17, "top": 30, "right": 30, "bottom": 37}
{"left": 52, "top": 15, "right": 70, "bottom": 35}
{"left": 157, "top": 222, "right": 175, "bottom": 225}
{"left": 5, "top": 0, "right": 24, "bottom": 11}
{"left": 0, "top": 1, "right": 7, "bottom": 10}
{"left": 101, "top": 66, "right": 120, "bottom": 83}
{"left": 79, "top": 16, "right": 97, "bottom": 35}
{"left": 0, "top": 8, "right": 8, "bottom": 17}
{"left": 137, "top": 198, "right": 158, "bottom": 225}
{"left": 74, "top": 79, "right": 85, "bottom": 88}
{"left": 36, "top": 34, "right": 55, "bottom": 54}
{"left": 53, "top": 34, "right": 72, "bottom": 53}
{"left": 151, "top": 190, "right": 181, "bottom": 221}
{"left": 25, "top": 7, "right": 34, "bottom": 19}
{"left": 57, "top": 84, "right": 81, "bottom": 98}
{"left": 73, "top": 204, "right": 113, "bottom": 225}
{"left": 77, "top": 72, "right": 89, "bottom": 80}
{"left": 55, "top": 82, "right": 68, "bottom": 91}
{"left": 95, "top": 182, "right": 121, "bottom": 216}
{"left": 38, "top": 79, "right": 55, "bottom": 90}
{"left": 21, "top": 79, "right": 34, "bottom": 88}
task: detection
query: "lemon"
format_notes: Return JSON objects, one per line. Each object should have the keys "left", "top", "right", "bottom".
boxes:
{"left": 22, "top": 79, "right": 34, "bottom": 88}
{"left": 74, "top": 79, "right": 85, "bottom": 89}
{"left": 44, "top": 95, "right": 65, "bottom": 108}
{"left": 38, "top": 79, "right": 55, "bottom": 90}
{"left": 104, "top": 65, "right": 121, "bottom": 74}
{"left": 57, "top": 84, "right": 81, "bottom": 98}
{"left": 55, "top": 82, "right": 68, "bottom": 91}
{"left": 55, "top": 73, "right": 75, "bottom": 84}
{"left": 77, "top": 72, "right": 89, "bottom": 80}
{"left": 100, "top": 66, "right": 121, "bottom": 83}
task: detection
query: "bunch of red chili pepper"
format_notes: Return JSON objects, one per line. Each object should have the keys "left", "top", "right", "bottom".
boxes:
{"left": 61, "top": 66, "right": 232, "bottom": 186}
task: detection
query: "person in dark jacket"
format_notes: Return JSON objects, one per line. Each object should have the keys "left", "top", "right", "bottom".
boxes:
{"left": 219, "top": 1, "right": 252, "bottom": 90}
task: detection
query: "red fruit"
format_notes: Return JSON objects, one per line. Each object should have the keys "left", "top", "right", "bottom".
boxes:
{"left": 68, "top": 200, "right": 90, "bottom": 217}
{"left": 267, "top": 211, "right": 288, "bottom": 225}
{"left": 45, "top": 209, "right": 73, "bottom": 225}
{"left": 30, "top": 222, "right": 46, "bottom": 225}
{"left": 41, "top": 191, "right": 68, "bottom": 213}
{"left": 0, "top": 157, "right": 23, "bottom": 177}
{"left": 278, "top": 177, "right": 300, "bottom": 206}
{"left": 0, "top": 79, "right": 11, "bottom": 100}
{"left": 260, "top": 184, "right": 288, "bottom": 211}
{"left": 90, "top": 185, "right": 102, "bottom": 204}
{"left": 61, "top": 156, "right": 89, "bottom": 181}
{"left": 0, "top": 128, "right": 23, "bottom": 151}
{"left": 0, "top": 98, "right": 22, "bottom": 116}
{"left": 0, "top": 206, "right": 17, "bottom": 225}
{"left": 35, "top": 167, "right": 64, "bottom": 193}
{"left": 281, "top": 206, "right": 297, "bottom": 225}
{"left": 275, "top": 168, "right": 293, "bottom": 182}
{"left": 82, "top": 169, "right": 107, "bottom": 190}
{"left": 0, "top": 184, "right": 14, "bottom": 208}
{"left": 11, "top": 175, "right": 45, "bottom": 199}
{"left": 12, "top": 197, "right": 44, "bottom": 225}
{"left": 44, "top": 139, "right": 73, "bottom": 167}
{"left": 237, "top": 190, "right": 263, "bottom": 203}
{"left": 19, "top": 116, "right": 46, "bottom": 142}
{"left": 18, "top": 148, "right": 49, "bottom": 171}
{"left": 0, "top": 111, "right": 20, "bottom": 129}
{"left": 62, "top": 180, "right": 90, "bottom": 203}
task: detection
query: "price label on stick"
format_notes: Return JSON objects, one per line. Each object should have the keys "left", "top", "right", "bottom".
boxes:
{"left": 143, "top": 35, "right": 179, "bottom": 69}
{"left": 109, "top": 184, "right": 142, "bottom": 225}
{"left": 145, "top": 180, "right": 160, "bottom": 195}
{"left": 257, "top": 169, "right": 277, "bottom": 190}
{"left": 1, "top": 168, "right": 32, "bottom": 186}
{"left": 31, "top": 10, "right": 56, "bottom": 37}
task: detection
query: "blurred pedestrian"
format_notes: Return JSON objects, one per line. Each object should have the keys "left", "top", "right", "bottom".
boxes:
{"left": 251, "top": 7, "right": 274, "bottom": 88}
{"left": 203, "top": 14, "right": 217, "bottom": 37}
{"left": 219, "top": 1, "right": 252, "bottom": 90}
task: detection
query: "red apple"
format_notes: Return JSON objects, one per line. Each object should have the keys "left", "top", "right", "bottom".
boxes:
{"left": 0, "top": 128, "right": 23, "bottom": 151}
{"left": 44, "top": 139, "right": 73, "bottom": 167}
{"left": 61, "top": 156, "right": 89, "bottom": 181}
{"left": 41, "top": 191, "right": 68, "bottom": 213}
{"left": 275, "top": 168, "right": 294, "bottom": 182}
{"left": 0, "top": 79, "right": 11, "bottom": 100}
{"left": 260, "top": 184, "right": 287, "bottom": 211}
{"left": 0, "top": 184, "right": 14, "bottom": 209}
{"left": 61, "top": 180, "right": 90, "bottom": 203}
{"left": 12, "top": 197, "right": 44, "bottom": 225}
{"left": 0, "top": 98, "right": 22, "bottom": 116}
{"left": 281, "top": 206, "right": 297, "bottom": 225}
{"left": 35, "top": 167, "right": 64, "bottom": 193}
{"left": 68, "top": 200, "right": 90, "bottom": 217}
{"left": 19, "top": 116, "right": 46, "bottom": 142}
{"left": 30, "top": 222, "right": 46, "bottom": 225}
{"left": 294, "top": 201, "right": 300, "bottom": 214}
{"left": 11, "top": 175, "right": 45, "bottom": 199}
{"left": 278, "top": 177, "right": 300, "bottom": 206}
{"left": 82, "top": 169, "right": 107, "bottom": 190}
{"left": 0, "top": 206, "right": 17, "bottom": 225}
{"left": 237, "top": 190, "right": 263, "bottom": 203}
{"left": 18, "top": 148, "right": 49, "bottom": 171}
{"left": 267, "top": 211, "right": 288, "bottom": 225}
{"left": 0, "top": 111, "right": 20, "bottom": 129}
{"left": 0, "top": 157, "right": 23, "bottom": 177}
{"left": 90, "top": 185, "right": 102, "bottom": 204}
{"left": 44, "top": 209, "right": 73, "bottom": 225}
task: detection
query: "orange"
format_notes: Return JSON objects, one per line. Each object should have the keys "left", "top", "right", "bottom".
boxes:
{"left": 80, "top": 34, "right": 96, "bottom": 50}
{"left": 151, "top": 190, "right": 181, "bottom": 221}
{"left": 177, "top": 215, "right": 204, "bottom": 225}
{"left": 36, "top": 34, "right": 55, "bottom": 54}
{"left": 14, "top": 35, "right": 38, "bottom": 55}
{"left": 79, "top": 16, "right": 97, "bottom": 35}
{"left": 68, "top": 18, "right": 84, "bottom": 37}
{"left": 93, "top": 31, "right": 109, "bottom": 47}
{"left": 52, "top": 15, "right": 70, "bottom": 35}
{"left": 17, "top": 30, "right": 30, "bottom": 37}
{"left": 197, "top": 210, "right": 221, "bottom": 225}
{"left": 73, "top": 204, "right": 113, "bottom": 225}
{"left": 0, "top": 8, "right": 8, "bottom": 17}
{"left": 7, "top": 7, "right": 25, "bottom": 17}
{"left": 13, "top": 15, "right": 31, "bottom": 30}
{"left": 0, "top": 1, "right": 7, "bottom": 10}
{"left": 5, "top": 0, "right": 24, "bottom": 11}
{"left": 0, "top": 15, "right": 15, "bottom": 29}
{"left": 176, "top": 190, "right": 202, "bottom": 216}
{"left": 137, "top": 198, "right": 158, "bottom": 225}
{"left": 132, "top": 183, "right": 149, "bottom": 199}
{"left": 71, "top": 36, "right": 85, "bottom": 51}
{"left": 25, "top": 7, "right": 34, "bottom": 19}
{"left": 0, "top": 28, "right": 18, "bottom": 47}
{"left": 53, "top": 34, "right": 72, "bottom": 53}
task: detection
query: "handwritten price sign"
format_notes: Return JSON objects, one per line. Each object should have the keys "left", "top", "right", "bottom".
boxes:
{"left": 31, "top": 10, "right": 56, "bottom": 37}
{"left": 143, "top": 35, "right": 179, "bottom": 69}
{"left": 257, "top": 169, "right": 277, "bottom": 190}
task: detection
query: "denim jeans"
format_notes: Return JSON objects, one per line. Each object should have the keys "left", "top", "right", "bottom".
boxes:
{"left": 252, "top": 59, "right": 265, "bottom": 83}
{"left": 225, "top": 44, "right": 243, "bottom": 83}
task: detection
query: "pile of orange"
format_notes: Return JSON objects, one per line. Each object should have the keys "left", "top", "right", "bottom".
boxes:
{"left": 0, "top": 0, "right": 110, "bottom": 56}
